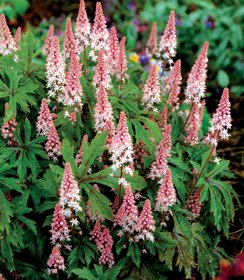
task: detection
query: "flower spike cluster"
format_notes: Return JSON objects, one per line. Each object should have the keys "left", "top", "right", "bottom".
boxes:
{"left": 93, "top": 50, "right": 111, "bottom": 89}
{"left": 116, "top": 37, "right": 129, "bottom": 82}
{"left": 184, "top": 100, "right": 205, "bottom": 145}
{"left": 90, "top": 2, "right": 109, "bottom": 59}
{"left": 45, "top": 124, "right": 61, "bottom": 162}
{"left": 14, "top": 27, "right": 22, "bottom": 47}
{"left": 43, "top": 25, "right": 54, "bottom": 55}
{"left": 94, "top": 85, "right": 115, "bottom": 144}
{"left": 135, "top": 199, "right": 155, "bottom": 242}
{"left": 75, "top": 134, "right": 88, "bottom": 165}
{"left": 75, "top": 0, "right": 91, "bottom": 54}
{"left": 47, "top": 245, "right": 65, "bottom": 274}
{"left": 110, "top": 112, "right": 134, "bottom": 174}
{"left": 108, "top": 26, "right": 119, "bottom": 74}
{"left": 146, "top": 22, "right": 157, "bottom": 56}
{"left": 142, "top": 64, "right": 161, "bottom": 111}
{"left": 186, "top": 187, "right": 203, "bottom": 218}
{"left": 63, "top": 18, "right": 78, "bottom": 58}
{"left": 114, "top": 185, "right": 138, "bottom": 235}
{"left": 148, "top": 123, "right": 171, "bottom": 180}
{"left": 1, "top": 118, "right": 17, "bottom": 146}
{"left": 46, "top": 36, "right": 66, "bottom": 102}
{"left": 204, "top": 88, "right": 231, "bottom": 147}
{"left": 36, "top": 98, "right": 53, "bottom": 137}
{"left": 50, "top": 203, "right": 70, "bottom": 245}
{"left": 158, "top": 11, "right": 176, "bottom": 65}
{"left": 59, "top": 163, "right": 82, "bottom": 218}
{"left": 0, "top": 14, "right": 17, "bottom": 55}
{"left": 63, "top": 51, "right": 83, "bottom": 109}
{"left": 184, "top": 42, "right": 209, "bottom": 107}
{"left": 155, "top": 168, "right": 176, "bottom": 212}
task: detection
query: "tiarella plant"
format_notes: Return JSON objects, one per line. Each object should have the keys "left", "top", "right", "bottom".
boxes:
{"left": 0, "top": 1, "right": 239, "bottom": 279}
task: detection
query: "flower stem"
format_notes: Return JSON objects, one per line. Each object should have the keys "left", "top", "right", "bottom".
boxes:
{"left": 187, "top": 144, "right": 215, "bottom": 199}
{"left": 181, "top": 103, "right": 194, "bottom": 132}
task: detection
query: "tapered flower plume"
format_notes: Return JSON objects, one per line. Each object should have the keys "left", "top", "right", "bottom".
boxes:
{"left": 184, "top": 42, "right": 208, "bottom": 107}
{"left": 160, "top": 107, "right": 169, "bottom": 129}
{"left": 186, "top": 187, "right": 202, "bottom": 218}
{"left": 155, "top": 168, "right": 176, "bottom": 212}
{"left": 0, "top": 14, "right": 17, "bottom": 55}
{"left": 94, "top": 85, "right": 115, "bottom": 144}
{"left": 158, "top": 11, "right": 176, "bottom": 64}
{"left": 109, "top": 26, "right": 119, "bottom": 74}
{"left": 75, "top": 134, "right": 88, "bottom": 165}
{"left": 98, "top": 228, "right": 114, "bottom": 268}
{"left": 93, "top": 50, "right": 111, "bottom": 89}
{"left": 36, "top": 98, "right": 53, "bottom": 136}
{"left": 148, "top": 124, "right": 171, "bottom": 179}
{"left": 63, "top": 51, "right": 83, "bottom": 108}
{"left": 59, "top": 163, "right": 82, "bottom": 218}
{"left": 1, "top": 118, "right": 17, "bottom": 146}
{"left": 45, "top": 124, "right": 61, "bottom": 162}
{"left": 43, "top": 25, "right": 54, "bottom": 55}
{"left": 89, "top": 220, "right": 102, "bottom": 244}
{"left": 14, "top": 27, "right": 22, "bottom": 47}
{"left": 185, "top": 100, "right": 205, "bottom": 145}
{"left": 50, "top": 203, "right": 70, "bottom": 245}
{"left": 63, "top": 18, "right": 78, "bottom": 58}
{"left": 163, "top": 59, "right": 181, "bottom": 93}
{"left": 142, "top": 64, "right": 161, "bottom": 111}
{"left": 116, "top": 37, "right": 128, "bottom": 82}
{"left": 47, "top": 245, "right": 65, "bottom": 274}
{"left": 166, "top": 61, "right": 182, "bottom": 110}
{"left": 114, "top": 185, "right": 138, "bottom": 234}
{"left": 90, "top": 2, "right": 109, "bottom": 58}
{"left": 46, "top": 36, "right": 66, "bottom": 101}
{"left": 135, "top": 199, "right": 155, "bottom": 242}
{"left": 110, "top": 112, "right": 134, "bottom": 174}
{"left": 75, "top": 0, "right": 91, "bottom": 54}
{"left": 146, "top": 22, "right": 157, "bottom": 56}
{"left": 204, "top": 88, "right": 231, "bottom": 146}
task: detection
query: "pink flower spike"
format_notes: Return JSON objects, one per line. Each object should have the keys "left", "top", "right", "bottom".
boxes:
{"left": 158, "top": 11, "right": 176, "bottom": 64}
{"left": 110, "top": 112, "right": 134, "bottom": 173}
{"left": 163, "top": 59, "right": 181, "bottom": 94}
{"left": 185, "top": 100, "right": 205, "bottom": 145}
{"left": 50, "top": 203, "right": 70, "bottom": 245}
{"left": 45, "top": 124, "right": 61, "bottom": 162}
{"left": 94, "top": 85, "right": 115, "bottom": 144}
{"left": 46, "top": 36, "right": 66, "bottom": 102}
{"left": 14, "top": 27, "right": 22, "bottom": 47}
{"left": 184, "top": 42, "right": 209, "bottom": 107}
{"left": 99, "top": 246, "right": 115, "bottom": 268}
{"left": 59, "top": 163, "right": 82, "bottom": 216}
{"left": 204, "top": 88, "right": 231, "bottom": 146}
{"left": 36, "top": 98, "right": 53, "bottom": 137}
{"left": 63, "top": 18, "right": 78, "bottom": 59}
{"left": 0, "top": 14, "right": 17, "bottom": 55}
{"left": 186, "top": 187, "right": 202, "bottom": 219}
{"left": 75, "top": 0, "right": 91, "bottom": 54}
{"left": 116, "top": 37, "right": 128, "bottom": 82}
{"left": 148, "top": 124, "right": 171, "bottom": 180}
{"left": 93, "top": 50, "right": 111, "bottom": 89}
{"left": 43, "top": 25, "right": 54, "bottom": 55}
{"left": 142, "top": 64, "right": 161, "bottom": 111}
{"left": 47, "top": 245, "right": 65, "bottom": 274}
{"left": 114, "top": 185, "right": 138, "bottom": 234}
{"left": 75, "top": 134, "right": 88, "bottom": 165}
{"left": 1, "top": 118, "right": 17, "bottom": 147}
{"left": 155, "top": 168, "right": 176, "bottom": 212}
{"left": 90, "top": 2, "right": 109, "bottom": 57}
{"left": 146, "top": 22, "right": 157, "bottom": 56}
{"left": 89, "top": 220, "right": 102, "bottom": 244}
{"left": 161, "top": 107, "right": 168, "bottom": 129}
{"left": 135, "top": 199, "right": 155, "bottom": 242}
{"left": 64, "top": 51, "right": 83, "bottom": 108}
{"left": 109, "top": 26, "right": 119, "bottom": 74}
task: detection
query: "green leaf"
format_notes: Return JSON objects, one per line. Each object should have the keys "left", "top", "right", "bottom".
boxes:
{"left": 124, "top": 172, "right": 147, "bottom": 191}
{"left": 72, "top": 268, "right": 96, "bottom": 280}
{"left": 85, "top": 184, "right": 113, "bottom": 221}
{"left": 17, "top": 216, "right": 37, "bottom": 235}
{"left": 217, "top": 70, "right": 229, "bottom": 88}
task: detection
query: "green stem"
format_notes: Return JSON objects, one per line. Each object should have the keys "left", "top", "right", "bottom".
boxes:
{"left": 181, "top": 103, "right": 194, "bottom": 133}
{"left": 187, "top": 145, "right": 215, "bottom": 199}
